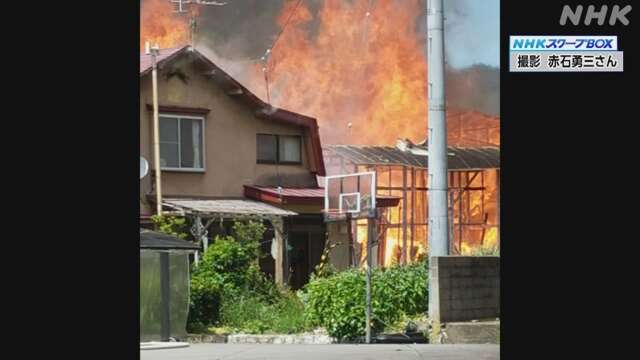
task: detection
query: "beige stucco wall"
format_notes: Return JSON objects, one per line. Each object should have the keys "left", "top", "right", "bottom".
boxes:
{"left": 140, "top": 57, "right": 316, "bottom": 211}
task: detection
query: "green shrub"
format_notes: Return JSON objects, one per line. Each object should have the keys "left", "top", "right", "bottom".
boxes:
{"left": 151, "top": 215, "right": 189, "bottom": 240}
{"left": 303, "top": 261, "right": 428, "bottom": 340}
{"left": 188, "top": 218, "right": 307, "bottom": 334}
{"left": 187, "top": 220, "right": 270, "bottom": 329}
{"left": 187, "top": 272, "right": 223, "bottom": 332}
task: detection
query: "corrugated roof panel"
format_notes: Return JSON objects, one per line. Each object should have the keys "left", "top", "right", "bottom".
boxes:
{"left": 163, "top": 199, "right": 297, "bottom": 217}
{"left": 324, "top": 145, "right": 499, "bottom": 170}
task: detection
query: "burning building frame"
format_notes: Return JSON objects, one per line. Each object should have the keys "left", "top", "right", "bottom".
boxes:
{"left": 323, "top": 141, "right": 500, "bottom": 267}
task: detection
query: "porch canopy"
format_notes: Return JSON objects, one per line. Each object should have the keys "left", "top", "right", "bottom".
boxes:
{"left": 161, "top": 198, "right": 296, "bottom": 285}
{"left": 162, "top": 198, "right": 297, "bottom": 218}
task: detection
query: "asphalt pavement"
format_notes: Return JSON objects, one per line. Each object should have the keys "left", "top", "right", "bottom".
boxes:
{"left": 141, "top": 343, "right": 499, "bottom": 360}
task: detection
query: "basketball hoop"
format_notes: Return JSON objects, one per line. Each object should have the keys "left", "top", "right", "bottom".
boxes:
{"left": 323, "top": 172, "right": 376, "bottom": 222}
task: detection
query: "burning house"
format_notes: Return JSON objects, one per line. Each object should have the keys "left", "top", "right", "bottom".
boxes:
{"left": 139, "top": 0, "right": 501, "bottom": 286}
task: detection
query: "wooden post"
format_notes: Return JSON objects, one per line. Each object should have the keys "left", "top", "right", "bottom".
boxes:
{"left": 481, "top": 171, "right": 486, "bottom": 216}
{"left": 401, "top": 166, "right": 408, "bottom": 264}
{"left": 496, "top": 169, "right": 500, "bottom": 245}
{"left": 346, "top": 213, "right": 355, "bottom": 267}
{"left": 150, "top": 44, "right": 163, "bottom": 216}
{"left": 458, "top": 190, "right": 463, "bottom": 254}
{"left": 480, "top": 213, "right": 489, "bottom": 246}
{"left": 410, "top": 167, "right": 416, "bottom": 261}
{"left": 449, "top": 190, "right": 455, "bottom": 254}
{"left": 352, "top": 164, "right": 359, "bottom": 262}
{"left": 273, "top": 217, "right": 285, "bottom": 286}
{"left": 459, "top": 173, "right": 464, "bottom": 254}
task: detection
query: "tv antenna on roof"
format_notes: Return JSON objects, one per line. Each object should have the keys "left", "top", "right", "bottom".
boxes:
{"left": 171, "top": 0, "right": 228, "bottom": 13}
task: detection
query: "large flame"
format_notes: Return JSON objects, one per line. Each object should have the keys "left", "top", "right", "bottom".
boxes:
{"left": 140, "top": 0, "right": 194, "bottom": 51}
{"left": 242, "top": 0, "right": 428, "bottom": 145}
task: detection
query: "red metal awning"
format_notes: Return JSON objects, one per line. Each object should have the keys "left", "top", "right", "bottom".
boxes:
{"left": 244, "top": 185, "right": 401, "bottom": 208}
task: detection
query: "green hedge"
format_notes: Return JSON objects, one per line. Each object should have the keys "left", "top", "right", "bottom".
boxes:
{"left": 302, "top": 262, "right": 428, "bottom": 340}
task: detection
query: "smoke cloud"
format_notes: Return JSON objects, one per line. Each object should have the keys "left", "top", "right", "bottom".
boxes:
{"left": 446, "top": 65, "right": 500, "bottom": 117}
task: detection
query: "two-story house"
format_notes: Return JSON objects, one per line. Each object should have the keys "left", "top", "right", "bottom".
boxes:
{"left": 140, "top": 45, "right": 399, "bottom": 289}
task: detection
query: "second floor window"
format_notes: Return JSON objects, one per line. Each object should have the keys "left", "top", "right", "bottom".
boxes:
{"left": 257, "top": 134, "right": 302, "bottom": 165}
{"left": 160, "top": 115, "right": 205, "bottom": 171}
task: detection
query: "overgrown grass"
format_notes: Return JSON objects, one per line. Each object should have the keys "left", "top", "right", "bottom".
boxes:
{"left": 220, "top": 290, "right": 310, "bottom": 334}
{"left": 465, "top": 245, "right": 500, "bottom": 256}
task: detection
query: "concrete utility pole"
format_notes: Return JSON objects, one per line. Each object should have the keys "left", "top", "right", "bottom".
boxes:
{"left": 147, "top": 42, "right": 163, "bottom": 216}
{"left": 427, "top": 0, "right": 449, "bottom": 257}
{"left": 426, "top": 0, "right": 449, "bottom": 337}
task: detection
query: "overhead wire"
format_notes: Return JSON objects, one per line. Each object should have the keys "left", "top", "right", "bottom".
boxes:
{"left": 261, "top": 0, "right": 305, "bottom": 105}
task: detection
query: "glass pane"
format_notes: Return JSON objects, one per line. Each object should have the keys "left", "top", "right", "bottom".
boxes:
{"left": 160, "top": 142, "right": 179, "bottom": 168}
{"left": 257, "top": 134, "right": 277, "bottom": 162}
{"left": 279, "top": 136, "right": 301, "bottom": 163}
{"left": 169, "top": 253, "right": 190, "bottom": 338}
{"left": 160, "top": 117, "right": 178, "bottom": 142}
{"left": 180, "top": 119, "right": 203, "bottom": 168}
{"left": 140, "top": 251, "right": 191, "bottom": 341}
{"left": 140, "top": 251, "right": 162, "bottom": 341}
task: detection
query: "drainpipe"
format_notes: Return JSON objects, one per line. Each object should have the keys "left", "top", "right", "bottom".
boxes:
{"left": 148, "top": 42, "right": 163, "bottom": 216}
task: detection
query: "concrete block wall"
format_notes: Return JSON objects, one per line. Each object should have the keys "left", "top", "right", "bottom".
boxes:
{"left": 430, "top": 256, "right": 500, "bottom": 322}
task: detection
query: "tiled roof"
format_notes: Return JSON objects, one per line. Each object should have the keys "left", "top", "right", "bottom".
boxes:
{"left": 140, "top": 46, "right": 185, "bottom": 74}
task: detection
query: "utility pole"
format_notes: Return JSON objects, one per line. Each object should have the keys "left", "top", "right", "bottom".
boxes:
{"left": 426, "top": 0, "right": 449, "bottom": 339}
{"left": 426, "top": 0, "right": 449, "bottom": 257}
{"left": 147, "top": 42, "right": 163, "bottom": 216}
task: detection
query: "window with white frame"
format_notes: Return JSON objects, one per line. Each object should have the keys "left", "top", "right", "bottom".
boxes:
{"left": 159, "top": 115, "right": 205, "bottom": 170}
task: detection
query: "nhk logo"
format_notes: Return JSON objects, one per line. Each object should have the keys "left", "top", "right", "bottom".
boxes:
{"left": 560, "top": 5, "right": 631, "bottom": 26}
{"left": 510, "top": 36, "right": 618, "bottom": 51}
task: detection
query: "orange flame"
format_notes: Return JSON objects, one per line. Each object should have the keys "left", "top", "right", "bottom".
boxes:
{"left": 242, "top": 0, "right": 428, "bottom": 145}
{"left": 140, "top": 0, "right": 194, "bottom": 51}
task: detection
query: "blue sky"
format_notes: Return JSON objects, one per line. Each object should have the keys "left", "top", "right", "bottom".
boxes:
{"left": 444, "top": 0, "right": 500, "bottom": 69}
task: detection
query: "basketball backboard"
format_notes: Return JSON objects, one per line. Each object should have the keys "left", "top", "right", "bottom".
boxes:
{"left": 323, "top": 172, "right": 376, "bottom": 222}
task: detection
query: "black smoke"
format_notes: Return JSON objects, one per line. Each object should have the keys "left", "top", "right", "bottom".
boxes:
{"left": 446, "top": 64, "right": 500, "bottom": 117}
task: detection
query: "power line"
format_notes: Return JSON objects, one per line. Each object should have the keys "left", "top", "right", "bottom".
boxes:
{"left": 261, "top": 0, "right": 304, "bottom": 104}
{"left": 270, "top": 0, "right": 304, "bottom": 55}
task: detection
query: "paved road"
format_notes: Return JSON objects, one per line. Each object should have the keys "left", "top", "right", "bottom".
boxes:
{"left": 141, "top": 343, "right": 499, "bottom": 360}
